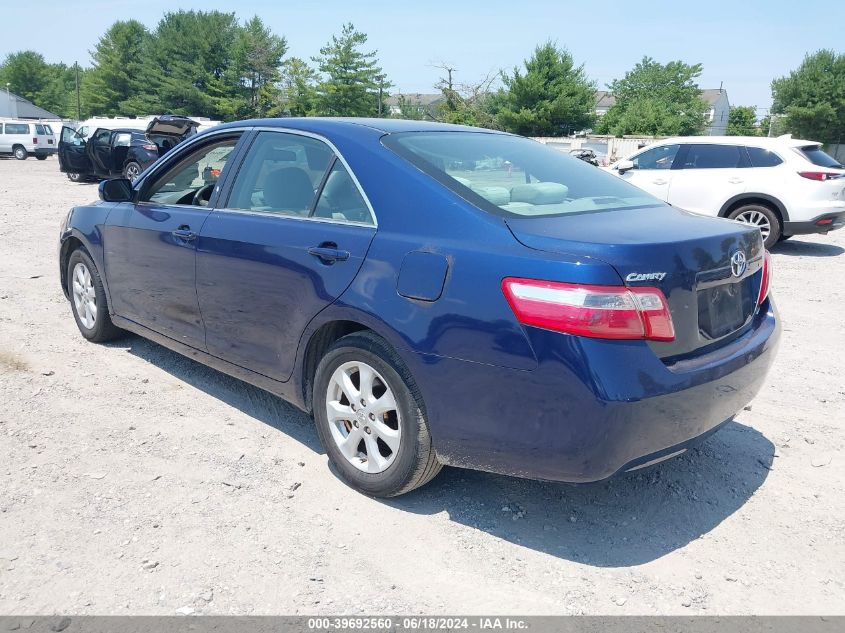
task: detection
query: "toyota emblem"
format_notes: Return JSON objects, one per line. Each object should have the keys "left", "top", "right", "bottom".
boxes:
{"left": 730, "top": 250, "right": 747, "bottom": 277}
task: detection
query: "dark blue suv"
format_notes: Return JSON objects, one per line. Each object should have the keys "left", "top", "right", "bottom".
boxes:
{"left": 58, "top": 118, "right": 779, "bottom": 497}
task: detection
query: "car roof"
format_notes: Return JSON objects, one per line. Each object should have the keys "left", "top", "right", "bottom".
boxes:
{"left": 652, "top": 135, "right": 820, "bottom": 148}
{"left": 210, "top": 117, "right": 503, "bottom": 136}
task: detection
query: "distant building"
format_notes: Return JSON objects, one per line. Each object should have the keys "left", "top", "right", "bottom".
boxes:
{"left": 386, "top": 93, "right": 444, "bottom": 118}
{"left": 594, "top": 88, "right": 730, "bottom": 135}
{"left": 0, "top": 89, "right": 62, "bottom": 120}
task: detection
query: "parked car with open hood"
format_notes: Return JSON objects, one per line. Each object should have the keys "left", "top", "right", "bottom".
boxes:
{"left": 58, "top": 118, "right": 779, "bottom": 497}
{"left": 58, "top": 115, "right": 199, "bottom": 182}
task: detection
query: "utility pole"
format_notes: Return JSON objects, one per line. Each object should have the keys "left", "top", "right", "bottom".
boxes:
{"left": 75, "top": 62, "right": 81, "bottom": 121}
{"left": 375, "top": 74, "right": 386, "bottom": 117}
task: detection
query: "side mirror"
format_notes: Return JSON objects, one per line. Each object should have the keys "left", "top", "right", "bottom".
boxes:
{"left": 616, "top": 159, "right": 635, "bottom": 174}
{"left": 99, "top": 178, "right": 134, "bottom": 203}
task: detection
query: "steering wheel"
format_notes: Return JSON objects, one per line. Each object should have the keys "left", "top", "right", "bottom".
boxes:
{"left": 192, "top": 183, "right": 215, "bottom": 207}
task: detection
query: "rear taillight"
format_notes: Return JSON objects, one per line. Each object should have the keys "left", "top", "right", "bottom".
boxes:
{"left": 798, "top": 171, "right": 843, "bottom": 181}
{"left": 502, "top": 278, "right": 675, "bottom": 341}
{"left": 757, "top": 251, "right": 771, "bottom": 305}
{"left": 32, "top": 137, "right": 38, "bottom": 144}
{"left": 143, "top": 143, "right": 157, "bottom": 151}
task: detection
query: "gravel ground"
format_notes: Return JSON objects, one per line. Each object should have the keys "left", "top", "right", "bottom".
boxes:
{"left": 0, "top": 157, "right": 843, "bottom": 615}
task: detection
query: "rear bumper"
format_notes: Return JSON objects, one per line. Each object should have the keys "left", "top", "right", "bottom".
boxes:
{"left": 412, "top": 300, "right": 780, "bottom": 483}
{"left": 783, "top": 210, "right": 845, "bottom": 235}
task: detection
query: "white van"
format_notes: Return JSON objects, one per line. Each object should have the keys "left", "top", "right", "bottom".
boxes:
{"left": 0, "top": 119, "right": 56, "bottom": 160}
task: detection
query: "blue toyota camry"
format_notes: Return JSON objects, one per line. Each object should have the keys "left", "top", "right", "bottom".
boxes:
{"left": 59, "top": 118, "right": 779, "bottom": 497}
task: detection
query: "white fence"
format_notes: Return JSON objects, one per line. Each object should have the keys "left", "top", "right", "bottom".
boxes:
{"left": 531, "top": 135, "right": 662, "bottom": 164}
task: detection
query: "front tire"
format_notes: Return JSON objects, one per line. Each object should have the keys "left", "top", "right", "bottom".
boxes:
{"left": 67, "top": 172, "right": 83, "bottom": 183}
{"left": 312, "top": 332, "right": 441, "bottom": 497}
{"left": 729, "top": 204, "right": 781, "bottom": 249}
{"left": 13, "top": 146, "right": 27, "bottom": 160}
{"left": 36, "top": 155, "right": 48, "bottom": 161}
{"left": 67, "top": 249, "right": 123, "bottom": 343}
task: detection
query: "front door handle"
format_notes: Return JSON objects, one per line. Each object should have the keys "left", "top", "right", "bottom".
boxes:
{"left": 308, "top": 243, "right": 350, "bottom": 264}
{"left": 172, "top": 227, "right": 197, "bottom": 241}
{"left": 652, "top": 179, "right": 668, "bottom": 185}
{"left": 728, "top": 178, "right": 744, "bottom": 184}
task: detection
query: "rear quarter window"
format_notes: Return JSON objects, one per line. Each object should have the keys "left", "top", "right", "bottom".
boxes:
{"left": 746, "top": 146, "right": 783, "bottom": 167}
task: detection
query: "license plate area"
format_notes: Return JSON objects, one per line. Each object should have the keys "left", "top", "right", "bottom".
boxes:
{"left": 697, "top": 279, "right": 754, "bottom": 339}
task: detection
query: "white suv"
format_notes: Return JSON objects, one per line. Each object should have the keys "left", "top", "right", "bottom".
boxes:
{"left": 607, "top": 135, "right": 845, "bottom": 248}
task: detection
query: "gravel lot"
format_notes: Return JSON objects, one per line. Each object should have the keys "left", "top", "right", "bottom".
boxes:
{"left": 0, "top": 157, "right": 843, "bottom": 615}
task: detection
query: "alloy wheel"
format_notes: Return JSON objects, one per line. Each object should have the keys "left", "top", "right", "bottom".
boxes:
{"left": 125, "top": 164, "right": 140, "bottom": 182}
{"left": 734, "top": 209, "right": 771, "bottom": 241}
{"left": 71, "top": 262, "right": 97, "bottom": 330}
{"left": 325, "top": 361, "right": 401, "bottom": 473}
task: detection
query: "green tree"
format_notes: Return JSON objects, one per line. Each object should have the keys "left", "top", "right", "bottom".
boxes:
{"left": 276, "top": 57, "right": 318, "bottom": 116}
{"left": 38, "top": 63, "right": 82, "bottom": 118}
{"left": 432, "top": 64, "right": 500, "bottom": 128}
{"left": 0, "top": 51, "right": 50, "bottom": 102}
{"left": 771, "top": 49, "right": 845, "bottom": 143}
{"left": 313, "top": 23, "right": 388, "bottom": 117}
{"left": 122, "top": 10, "right": 239, "bottom": 118}
{"left": 81, "top": 20, "right": 150, "bottom": 116}
{"left": 727, "top": 105, "right": 759, "bottom": 136}
{"left": 228, "top": 16, "right": 287, "bottom": 119}
{"left": 497, "top": 42, "right": 595, "bottom": 136}
{"left": 596, "top": 56, "right": 708, "bottom": 136}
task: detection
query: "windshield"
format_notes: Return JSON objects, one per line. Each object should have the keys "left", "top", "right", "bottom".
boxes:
{"left": 798, "top": 145, "right": 843, "bottom": 169}
{"left": 383, "top": 132, "right": 659, "bottom": 217}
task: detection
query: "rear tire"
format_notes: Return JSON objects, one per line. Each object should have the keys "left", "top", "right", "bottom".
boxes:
{"left": 67, "top": 172, "right": 83, "bottom": 183}
{"left": 123, "top": 161, "right": 142, "bottom": 182}
{"left": 13, "top": 146, "right": 27, "bottom": 160}
{"left": 728, "top": 204, "right": 781, "bottom": 249}
{"left": 312, "top": 331, "right": 441, "bottom": 497}
{"left": 67, "top": 249, "right": 123, "bottom": 343}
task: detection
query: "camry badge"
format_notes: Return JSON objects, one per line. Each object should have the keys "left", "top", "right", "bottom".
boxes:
{"left": 730, "top": 251, "right": 747, "bottom": 277}
{"left": 625, "top": 272, "right": 667, "bottom": 282}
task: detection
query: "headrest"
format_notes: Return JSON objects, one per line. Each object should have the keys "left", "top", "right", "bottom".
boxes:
{"left": 510, "top": 182, "right": 569, "bottom": 205}
{"left": 470, "top": 185, "right": 511, "bottom": 206}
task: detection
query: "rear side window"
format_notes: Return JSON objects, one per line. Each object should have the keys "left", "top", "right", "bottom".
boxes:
{"left": 4, "top": 123, "right": 29, "bottom": 135}
{"left": 226, "top": 131, "right": 333, "bottom": 217}
{"left": 746, "top": 146, "right": 783, "bottom": 167}
{"left": 679, "top": 144, "right": 747, "bottom": 169}
{"left": 632, "top": 144, "right": 680, "bottom": 170}
{"left": 798, "top": 145, "right": 843, "bottom": 169}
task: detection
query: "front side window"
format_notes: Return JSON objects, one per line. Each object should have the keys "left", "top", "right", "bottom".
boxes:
{"left": 746, "top": 146, "right": 783, "bottom": 167}
{"left": 227, "top": 131, "right": 333, "bottom": 217}
{"left": 632, "top": 144, "right": 680, "bottom": 170}
{"left": 680, "top": 144, "right": 746, "bottom": 169}
{"left": 141, "top": 137, "right": 240, "bottom": 206}
{"left": 384, "top": 131, "right": 659, "bottom": 218}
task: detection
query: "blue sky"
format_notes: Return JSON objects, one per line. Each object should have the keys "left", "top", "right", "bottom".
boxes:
{"left": 3, "top": 0, "right": 843, "bottom": 111}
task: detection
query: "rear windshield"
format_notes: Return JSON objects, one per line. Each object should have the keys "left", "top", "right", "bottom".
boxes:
{"left": 35, "top": 124, "right": 46, "bottom": 134}
{"left": 798, "top": 145, "right": 843, "bottom": 169}
{"left": 383, "top": 132, "right": 659, "bottom": 217}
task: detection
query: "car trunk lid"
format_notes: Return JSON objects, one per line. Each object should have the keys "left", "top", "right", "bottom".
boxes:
{"left": 506, "top": 205, "right": 766, "bottom": 361}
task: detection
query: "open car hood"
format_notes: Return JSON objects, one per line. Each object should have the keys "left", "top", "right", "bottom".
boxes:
{"left": 145, "top": 115, "right": 199, "bottom": 139}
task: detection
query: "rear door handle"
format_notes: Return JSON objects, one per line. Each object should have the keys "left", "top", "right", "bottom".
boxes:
{"left": 308, "top": 244, "right": 350, "bottom": 264}
{"left": 172, "top": 227, "right": 197, "bottom": 241}
{"left": 728, "top": 178, "right": 744, "bottom": 184}
{"left": 652, "top": 179, "right": 668, "bottom": 185}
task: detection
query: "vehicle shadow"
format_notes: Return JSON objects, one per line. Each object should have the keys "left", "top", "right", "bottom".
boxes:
{"left": 118, "top": 335, "right": 773, "bottom": 567}
{"left": 772, "top": 239, "right": 844, "bottom": 257}
{"left": 118, "top": 334, "right": 324, "bottom": 454}
{"left": 383, "top": 421, "right": 774, "bottom": 567}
